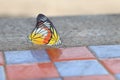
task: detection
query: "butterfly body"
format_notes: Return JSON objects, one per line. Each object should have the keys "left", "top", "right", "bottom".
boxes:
{"left": 29, "top": 14, "right": 61, "bottom": 46}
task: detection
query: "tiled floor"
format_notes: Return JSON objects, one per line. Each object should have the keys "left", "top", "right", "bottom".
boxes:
{"left": 1, "top": 45, "right": 120, "bottom": 80}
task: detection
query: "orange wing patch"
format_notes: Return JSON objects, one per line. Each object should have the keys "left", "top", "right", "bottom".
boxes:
{"left": 29, "top": 27, "right": 52, "bottom": 45}
{"left": 43, "top": 27, "right": 52, "bottom": 44}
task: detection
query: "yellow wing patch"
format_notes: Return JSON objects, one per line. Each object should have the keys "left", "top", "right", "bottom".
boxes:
{"left": 29, "top": 26, "right": 61, "bottom": 46}
{"left": 48, "top": 27, "right": 60, "bottom": 45}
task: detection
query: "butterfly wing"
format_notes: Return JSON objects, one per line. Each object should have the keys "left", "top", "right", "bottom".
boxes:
{"left": 48, "top": 25, "right": 61, "bottom": 45}
{"left": 29, "top": 26, "right": 52, "bottom": 45}
{"left": 29, "top": 14, "right": 61, "bottom": 46}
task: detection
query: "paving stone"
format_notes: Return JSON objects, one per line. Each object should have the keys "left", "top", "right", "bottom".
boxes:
{"left": 89, "top": 45, "right": 120, "bottom": 59}
{"left": 47, "top": 47, "right": 95, "bottom": 62}
{"left": 55, "top": 60, "right": 108, "bottom": 77}
{"left": 115, "top": 74, "right": 120, "bottom": 80}
{"left": 101, "top": 58, "right": 120, "bottom": 74}
{"left": 4, "top": 50, "right": 50, "bottom": 64}
{"left": 0, "top": 66, "right": 6, "bottom": 80}
{"left": 6, "top": 63, "right": 59, "bottom": 80}
{"left": 0, "top": 52, "right": 4, "bottom": 65}
{"left": 63, "top": 75, "right": 115, "bottom": 80}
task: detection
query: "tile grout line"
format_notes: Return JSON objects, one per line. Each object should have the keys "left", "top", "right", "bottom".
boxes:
{"left": 45, "top": 49, "right": 63, "bottom": 79}
{"left": 53, "top": 62, "right": 62, "bottom": 79}
{"left": 46, "top": 52, "right": 62, "bottom": 79}
{"left": 1, "top": 50, "right": 8, "bottom": 80}
{"left": 97, "top": 59, "right": 117, "bottom": 80}
{"left": 86, "top": 46, "right": 116, "bottom": 79}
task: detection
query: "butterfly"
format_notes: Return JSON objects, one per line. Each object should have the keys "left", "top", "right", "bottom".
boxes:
{"left": 29, "top": 14, "right": 61, "bottom": 46}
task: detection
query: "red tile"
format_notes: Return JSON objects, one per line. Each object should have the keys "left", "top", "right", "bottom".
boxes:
{"left": 63, "top": 75, "right": 115, "bottom": 80}
{"left": 0, "top": 52, "right": 4, "bottom": 65}
{"left": 46, "top": 47, "right": 95, "bottom": 62}
{"left": 6, "top": 63, "right": 59, "bottom": 80}
{"left": 101, "top": 58, "right": 120, "bottom": 74}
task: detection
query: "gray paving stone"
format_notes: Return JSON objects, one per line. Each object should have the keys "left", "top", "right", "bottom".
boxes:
{"left": 115, "top": 74, "right": 120, "bottom": 80}
{"left": 55, "top": 60, "right": 109, "bottom": 77}
{"left": 0, "top": 66, "right": 6, "bottom": 80}
{"left": 4, "top": 50, "right": 50, "bottom": 64}
{"left": 89, "top": 45, "right": 120, "bottom": 59}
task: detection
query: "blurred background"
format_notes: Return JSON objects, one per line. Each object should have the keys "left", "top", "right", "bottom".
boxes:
{"left": 0, "top": 0, "right": 120, "bottom": 50}
{"left": 0, "top": 0, "right": 120, "bottom": 17}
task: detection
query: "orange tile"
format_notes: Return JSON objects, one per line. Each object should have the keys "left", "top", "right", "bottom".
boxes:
{"left": 0, "top": 52, "right": 4, "bottom": 65}
{"left": 6, "top": 63, "right": 59, "bottom": 80}
{"left": 63, "top": 75, "right": 115, "bottom": 80}
{"left": 46, "top": 47, "right": 95, "bottom": 62}
{"left": 101, "top": 58, "right": 120, "bottom": 74}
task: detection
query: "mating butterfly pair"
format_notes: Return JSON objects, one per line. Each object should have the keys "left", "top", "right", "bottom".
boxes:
{"left": 29, "top": 14, "right": 61, "bottom": 46}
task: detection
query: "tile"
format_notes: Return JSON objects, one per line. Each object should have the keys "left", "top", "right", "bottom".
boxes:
{"left": 4, "top": 50, "right": 50, "bottom": 64}
{"left": 55, "top": 60, "right": 108, "bottom": 77}
{"left": 40, "top": 78, "right": 62, "bottom": 80}
{"left": 0, "top": 52, "right": 4, "bottom": 65}
{"left": 16, "top": 78, "right": 62, "bottom": 80}
{"left": 63, "top": 75, "right": 115, "bottom": 80}
{"left": 115, "top": 74, "right": 120, "bottom": 80}
{"left": 89, "top": 45, "right": 120, "bottom": 59}
{"left": 6, "top": 63, "right": 59, "bottom": 80}
{"left": 101, "top": 58, "right": 120, "bottom": 74}
{"left": 0, "top": 66, "right": 6, "bottom": 80}
{"left": 46, "top": 47, "right": 95, "bottom": 62}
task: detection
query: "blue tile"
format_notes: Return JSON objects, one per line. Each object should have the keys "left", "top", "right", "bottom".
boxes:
{"left": 22, "top": 78, "right": 62, "bottom": 80}
{"left": 4, "top": 50, "right": 50, "bottom": 64}
{"left": 89, "top": 45, "right": 120, "bottom": 59}
{"left": 55, "top": 60, "right": 108, "bottom": 77}
{"left": 0, "top": 66, "right": 6, "bottom": 80}
{"left": 115, "top": 74, "right": 120, "bottom": 80}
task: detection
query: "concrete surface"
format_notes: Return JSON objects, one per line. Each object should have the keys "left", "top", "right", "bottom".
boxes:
{"left": 0, "top": 14, "right": 120, "bottom": 50}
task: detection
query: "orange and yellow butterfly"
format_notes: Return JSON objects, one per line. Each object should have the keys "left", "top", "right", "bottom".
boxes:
{"left": 29, "top": 14, "right": 61, "bottom": 46}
